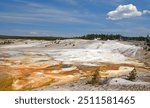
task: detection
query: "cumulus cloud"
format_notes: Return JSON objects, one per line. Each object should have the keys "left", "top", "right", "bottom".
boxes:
{"left": 107, "top": 4, "right": 150, "bottom": 20}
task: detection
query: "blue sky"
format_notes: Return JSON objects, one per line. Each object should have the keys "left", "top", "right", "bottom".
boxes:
{"left": 0, "top": 0, "right": 149, "bottom": 37}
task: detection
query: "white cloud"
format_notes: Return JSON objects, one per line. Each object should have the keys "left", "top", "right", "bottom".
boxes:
{"left": 107, "top": 4, "right": 150, "bottom": 20}
{"left": 143, "top": 10, "right": 150, "bottom": 14}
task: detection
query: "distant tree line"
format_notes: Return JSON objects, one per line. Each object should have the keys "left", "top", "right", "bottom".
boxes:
{"left": 0, "top": 34, "right": 149, "bottom": 41}
{"left": 75, "top": 34, "right": 148, "bottom": 41}
{"left": 0, "top": 35, "right": 67, "bottom": 40}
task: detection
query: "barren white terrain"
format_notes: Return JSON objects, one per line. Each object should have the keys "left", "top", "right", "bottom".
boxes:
{"left": 0, "top": 39, "right": 150, "bottom": 91}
